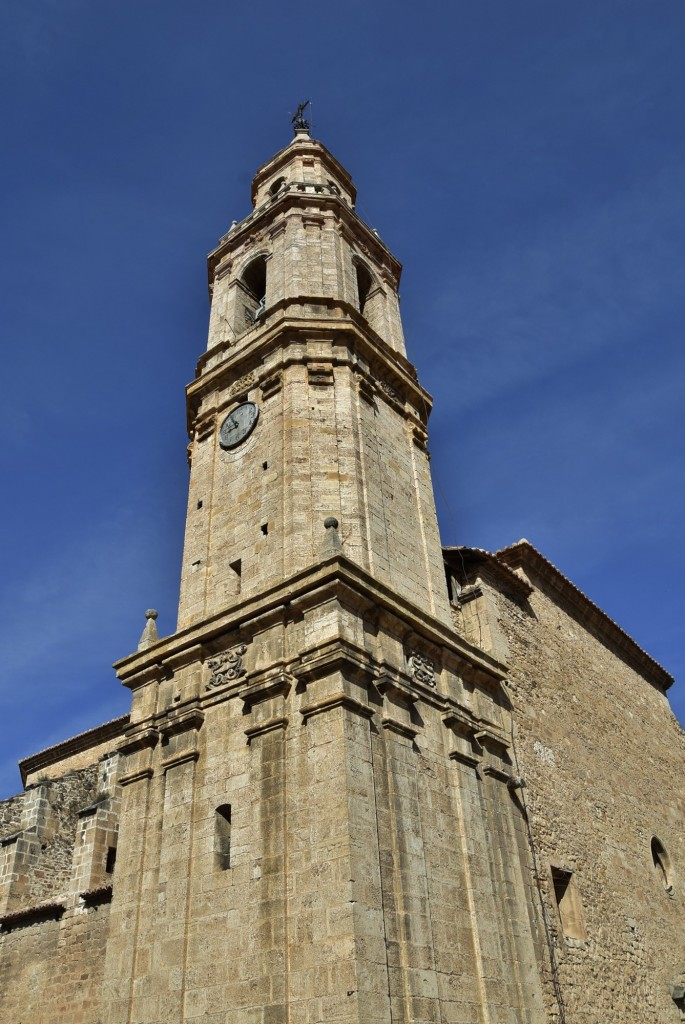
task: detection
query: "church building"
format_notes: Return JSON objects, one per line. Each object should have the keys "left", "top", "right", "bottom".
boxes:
{"left": 1, "top": 118, "right": 684, "bottom": 1024}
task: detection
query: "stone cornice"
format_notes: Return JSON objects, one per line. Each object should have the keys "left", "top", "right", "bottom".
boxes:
{"left": 0, "top": 899, "right": 66, "bottom": 931}
{"left": 496, "top": 540, "right": 673, "bottom": 692}
{"left": 300, "top": 692, "right": 375, "bottom": 723}
{"left": 113, "top": 556, "right": 508, "bottom": 693}
{"left": 210, "top": 186, "right": 400, "bottom": 285}
{"left": 80, "top": 884, "right": 113, "bottom": 906}
{"left": 444, "top": 546, "right": 533, "bottom": 602}
{"left": 19, "top": 715, "right": 130, "bottom": 788}
{"left": 195, "top": 299, "right": 419, "bottom": 385}
{"left": 188, "top": 307, "right": 427, "bottom": 437}
{"left": 250, "top": 137, "right": 357, "bottom": 206}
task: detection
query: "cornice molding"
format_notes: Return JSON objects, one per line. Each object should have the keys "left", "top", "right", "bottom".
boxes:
{"left": 497, "top": 540, "right": 673, "bottom": 691}
{"left": 114, "top": 557, "right": 508, "bottom": 696}
{"left": 19, "top": 715, "right": 130, "bottom": 787}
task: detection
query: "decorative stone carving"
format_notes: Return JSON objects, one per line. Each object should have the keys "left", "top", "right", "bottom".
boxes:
{"left": 320, "top": 516, "right": 342, "bottom": 557}
{"left": 406, "top": 649, "right": 436, "bottom": 687}
{"left": 228, "top": 372, "right": 256, "bottom": 399}
{"left": 376, "top": 379, "right": 399, "bottom": 403}
{"left": 206, "top": 645, "right": 248, "bottom": 690}
{"left": 137, "top": 609, "right": 159, "bottom": 652}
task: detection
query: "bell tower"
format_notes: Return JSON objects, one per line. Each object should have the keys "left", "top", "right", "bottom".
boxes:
{"left": 177, "top": 121, "right": 451, "bottom": 631}
{"left": 103, "top": 122, "right": 546, "bottom": 1024}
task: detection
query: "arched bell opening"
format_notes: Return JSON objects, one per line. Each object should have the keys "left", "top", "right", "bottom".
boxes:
{"left": 240, "top": 254, "right": 268, "bottom": 327}
{"left": 355, "top": 262, "right": 373, "bottom": 316}
{"left": 353, "top": 257, "right": 386, "bottom": 339}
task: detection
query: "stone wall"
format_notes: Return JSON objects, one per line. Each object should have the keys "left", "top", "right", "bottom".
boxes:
{"left": 451, "top": 546, "right": 685, "bottom": 1023}
{"left": 0, "top": 750, "right": 121, "bottom": 1024}
{"left": 0, "top": 765, "right": 100, "bottom": 913}
{"left": 0, "top": 899, "right": 112, "bottom": 1024}
{"left": 105, "top": 557, "right": 547, "bottom": 1024}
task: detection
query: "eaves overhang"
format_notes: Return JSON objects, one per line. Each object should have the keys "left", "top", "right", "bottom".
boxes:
{"left": 497, "top": 539, "right": 674, "bottom": 692}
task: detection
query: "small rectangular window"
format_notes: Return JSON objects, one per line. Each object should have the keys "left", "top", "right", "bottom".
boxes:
{"left": 551, "top": 866, "right": 585, "bottom": 940}
{"left": 105, "top": 846, "right": 117, "bottom": 874}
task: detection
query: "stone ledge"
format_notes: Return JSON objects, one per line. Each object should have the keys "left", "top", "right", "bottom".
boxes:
{"left": 118, "top": 767, "right": 154, "bottom": 788}
{"left": 300, "top": 692, "right": 374, "bottom": 723}
{"left": 245, "top": 718, "right": 289, "bottom": 743}
{"left": 0, "top": 900, "right": 66, "bottom": 932}
{"left": 114, "top": 557, "right": 508, "bottom": 694}
{"left": 80, "top": 884, "right": 113, "bottom": 907}
{"left": 381, "top": 717, "right": 418, "bottom": 741}
{"left": 161, "top": 750, "right": 200, "bottom": 772}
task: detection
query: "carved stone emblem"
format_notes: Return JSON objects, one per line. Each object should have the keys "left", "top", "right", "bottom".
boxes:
{"left": 377, "top": 379, "right": 399, "bottom": 402}
{"left": 407, "top": 650, "right": 436, "bottom": 687}
{"left": 206, "top": 645, "right": 248, "bottom": 690}
{"left": 228, "top": 372, "right": 256, "bottom": 399}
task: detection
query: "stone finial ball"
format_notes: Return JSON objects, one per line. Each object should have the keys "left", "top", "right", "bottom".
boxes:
{"left": 145, "top": 609, "right": 158, "bottom": 620}
{"left": 324, "top": 516, "right": 339, "bottom": 530}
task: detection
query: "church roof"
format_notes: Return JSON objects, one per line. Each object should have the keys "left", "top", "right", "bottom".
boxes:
{"left": 446, "top": 540, "right": 673, "bottom": 692}
{"left": 19, "top": 714, "right": 130, "bottom": 787}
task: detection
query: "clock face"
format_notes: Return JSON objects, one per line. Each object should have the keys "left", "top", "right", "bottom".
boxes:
{"left": 219, "top": 402, "right": 259, "bottom": 450}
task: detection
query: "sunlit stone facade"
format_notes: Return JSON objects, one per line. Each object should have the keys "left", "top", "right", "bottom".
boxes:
{"left": 1, "top": 130, "right": 683, "bottom": 1024}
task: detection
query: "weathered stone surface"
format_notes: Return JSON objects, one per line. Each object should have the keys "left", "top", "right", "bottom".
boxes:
{"left": 449, "top": 541, "right": 685, "bottom": 1023}
{"left": 1, "top": 132, "right": 682, "bottom": 1024}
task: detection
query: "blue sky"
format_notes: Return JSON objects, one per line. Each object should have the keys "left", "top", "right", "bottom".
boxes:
{"left": 1, "top": 1, "right": 683, "bottom": 796}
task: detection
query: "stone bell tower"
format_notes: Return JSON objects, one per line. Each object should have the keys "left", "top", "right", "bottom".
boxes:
{"left": 176, "top": 119, "right": 451, "bottom": 632}
{"left": 102, "top": 120, "right": 546, "bottom": 1024}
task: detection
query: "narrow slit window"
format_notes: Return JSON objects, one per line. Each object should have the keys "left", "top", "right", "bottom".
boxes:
{"left": 215, "top": 805, "right": 232, "bottom": 870}
{"left": 261, "top": 523, "right": 268, "bottom": 536}
{"left": 105, "top": 846, "right": 117, "bottom": 874}
{"left": 230, "top": 559, "right": 242, "bottom": 595}
{"left": 551, "top": 867, "right": 585, "bottom": 940}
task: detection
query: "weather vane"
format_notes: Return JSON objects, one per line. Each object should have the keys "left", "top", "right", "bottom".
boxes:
{"left": 291, "top": 100, "right": 311, "bottom": 134}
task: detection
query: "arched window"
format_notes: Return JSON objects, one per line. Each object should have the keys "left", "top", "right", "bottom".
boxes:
{"left": 269, "top": 177, "right": 286, "bottom": 197}
{"left": 355, "top": 262, "right": 373, "bottom": 316}
{"left": 215, "top": 805, "right": 232, "bottom": 870}
{"left": 651, "top": 836, "right": 673, "bottom": 894}
{"left": 241, "top": 255, "right": 267, "bottom": 325}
